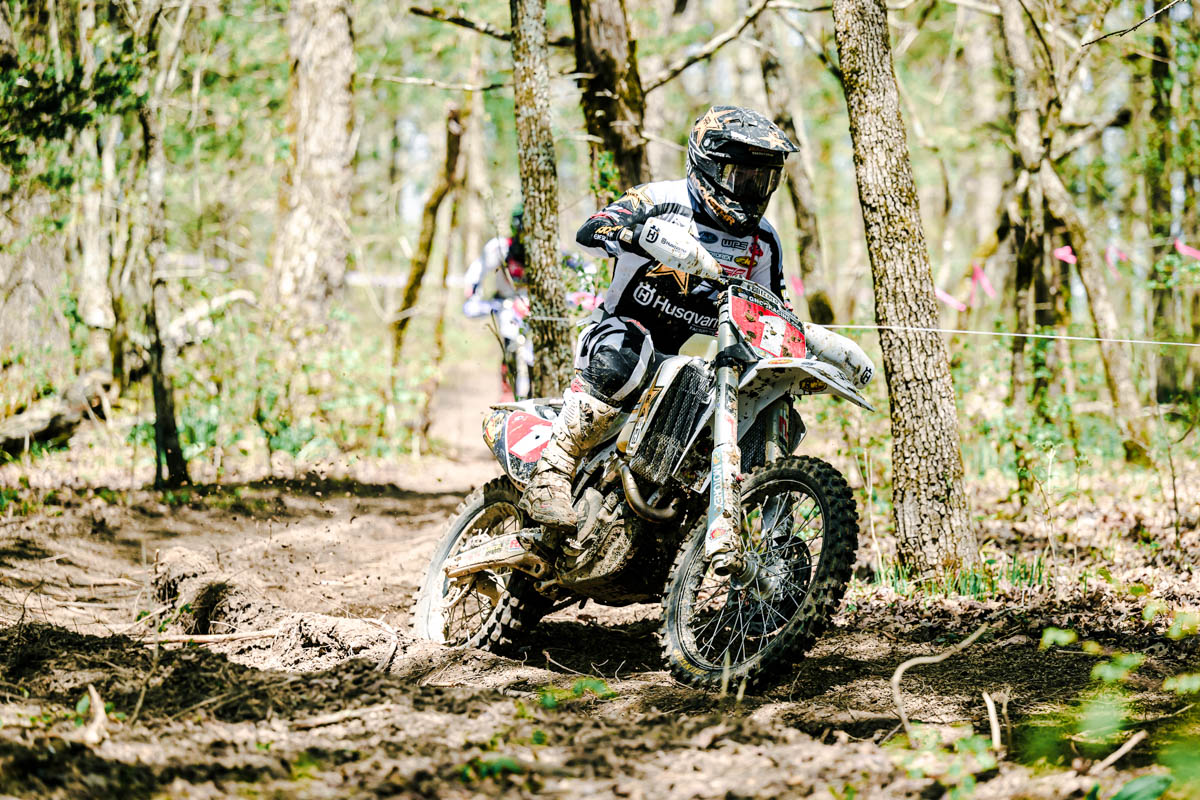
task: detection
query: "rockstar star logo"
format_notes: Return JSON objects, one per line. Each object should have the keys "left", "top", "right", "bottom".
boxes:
{"left": 646, "top": 262, "right": 692, "bottom": 293}
{"left": 761, "top": 129, "right": 789, "bottom": 150}
{"left": 692, "top": 107, "right": 735, "bottom": 142}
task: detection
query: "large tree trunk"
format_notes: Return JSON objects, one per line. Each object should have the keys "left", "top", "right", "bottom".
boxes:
{"left": 753, "top": 13, "right": 832, "bottom": 324}
{"left": 832, "top": 0, "right": 978, "bottom": 574}
{"left": 569, "top": 0, "right": 648, "bottom": 196}
{"left": 511, "top": 0, "right": 574, "bottom": 397}
{"left": 391, "top": 106, "right": 464, "bottom": 366}
{"left": 273, "top": 0, "right": 355, "bottom": 320}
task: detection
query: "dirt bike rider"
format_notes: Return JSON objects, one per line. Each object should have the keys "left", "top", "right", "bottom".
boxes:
{"left": 463, "top": 206, "right": 533, "bottom": 397}
{"left": 518, "top": 105, "right": 799, "bottom": 542}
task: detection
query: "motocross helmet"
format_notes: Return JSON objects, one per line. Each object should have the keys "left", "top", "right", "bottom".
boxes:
{"left": 686, "top": 105, "right": 798, "bottom": 236}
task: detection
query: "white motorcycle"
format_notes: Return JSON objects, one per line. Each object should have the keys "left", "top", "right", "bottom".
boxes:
{"left": 416, "top": 218, "right": 875, "bottom": 689}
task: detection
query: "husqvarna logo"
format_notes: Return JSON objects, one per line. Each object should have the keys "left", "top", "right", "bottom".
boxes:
{"left": 631, "top": 282, "right": 716, "bottom": 328}
{"left": 633, "top": 283, "right": 656, "bottom": 304}
{"left": 645, "top": 225, "right": 660, "bottom": 243}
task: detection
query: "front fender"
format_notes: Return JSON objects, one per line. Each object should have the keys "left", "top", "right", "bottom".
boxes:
{"left": 741, "top": 358, "right": 876, "bottom": 412}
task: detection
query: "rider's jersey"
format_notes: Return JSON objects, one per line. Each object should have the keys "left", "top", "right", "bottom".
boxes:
{"left": 463, "top": 237, "right": 526, "bottom": 318}
{"left": 575, "top": 179, "right": 785, "bottom": 352}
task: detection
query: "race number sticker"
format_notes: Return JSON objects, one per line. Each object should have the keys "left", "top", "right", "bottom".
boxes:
{"left": 505, "top": 412, "right": 553, "bottom": 463}
{"left": 759, "top": 316, "right": 786, "bottom": 356}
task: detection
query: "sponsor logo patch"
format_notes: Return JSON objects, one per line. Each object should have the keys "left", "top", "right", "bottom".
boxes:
{"left": 722, "top": 238, "right": 748, "bottom": 251}
{"left": 697, "top": 230, "right": 719, "bottom": 244}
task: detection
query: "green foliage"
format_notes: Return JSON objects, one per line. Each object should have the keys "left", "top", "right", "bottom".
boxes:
{"left": 1040, "top": 627, "right": 1078, "bottom": 650}
{"left": 0, "top": 45, "right": 142, "bottom": 205}
{"left": 1108, "top": 775, "right": 1172, "bottom": 800}
{"left": 537, "top": 677, "right": 617, "bottom": 709}
{"left": 458, "top": 755, "right": 523, "bottom": 782}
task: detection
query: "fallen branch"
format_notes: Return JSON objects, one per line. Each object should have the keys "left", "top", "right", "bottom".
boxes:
{"left": 80, "top": 684, "right": 108, "bottom": 745}
{"left": 646, "top": 0, "right": 773, "bottom": 92}
{"left": 1082, "top": 0, "right": 1184, "bottom": 45}
{"left": 1089, "top": 729, "right": 1147, "bottom": 774}
{"left": 891, "top": 624, "right": 991, "bottom": 739}
{"left": 292, "top": 703, "right": 402, "bottom": 730}
{"left": 361, "top": 72, "right": 508, "bottom": 92}
{"left": 983, "top": 691, "right": 1002, "bottom": 751}
{"left": 409, "top": 5, "right": 573, "bottom": 47}
{"left": 138, "top": 628, "right": 281, "bottom": 646}
{"left": 0, "top": 371, "right": 114, "bottom": 457}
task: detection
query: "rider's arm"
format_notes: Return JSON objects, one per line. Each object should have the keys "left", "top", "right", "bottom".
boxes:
{"left": 465, "top": 237, "right": 508, "bottom": 296}
{"left": 576, "top": 186, "right": 666, "bottom": 259}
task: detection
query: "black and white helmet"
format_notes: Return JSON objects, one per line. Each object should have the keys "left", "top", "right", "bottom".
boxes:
{"left": 686, "top": 105, "right": 798, "bottom": 236}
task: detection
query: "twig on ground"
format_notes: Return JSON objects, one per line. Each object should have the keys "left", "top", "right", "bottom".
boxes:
{"left": 891, "top": 624, "right": 990, "bottom": 739}
{"left": 292, "top": 703, "right": 402, "bottom": 730}
{"left": 544, "top": 650, "right": 586, "bottom": 676}
{"left": 1090, "top": 729, "right": 1147, "bottom": 774}
{"left": 129, "top": 633, "right": 162, "bottom": 725}
{"left": 81, "top": 684, "right": 108, "bottom": 744}
{"left": 983, "top": 691, "right": 1002, "bottom": 751}
{"left": 140, "top": 628, "right": 281, "bottom": 645}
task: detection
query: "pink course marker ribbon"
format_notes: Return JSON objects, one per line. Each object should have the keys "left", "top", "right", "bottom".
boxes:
{"left": 1105, "top": 245, "right": 1128, "bottom": 279}
{"left": 790, "top": 276, "right": 805, "bottom": 297}
{"left": 1053, "top": 245, "right": 1077, "bottom": 265}
{"left": 1176, "top": 239, "right": 1200, "bottom": 260}
{"left": 935, "top": 286, "right": 967, "bottom": 312}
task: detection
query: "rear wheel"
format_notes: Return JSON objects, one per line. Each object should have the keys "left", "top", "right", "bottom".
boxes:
{"left": 659, "top": 456, "right": 857, "bottom": 690}
{"left": 412, "top": 478, "right": 549, "bottom": 649}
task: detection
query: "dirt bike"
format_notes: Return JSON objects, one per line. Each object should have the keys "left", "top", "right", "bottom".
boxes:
{"left": 414, "top": 217, "right": 876, "bottom": 689}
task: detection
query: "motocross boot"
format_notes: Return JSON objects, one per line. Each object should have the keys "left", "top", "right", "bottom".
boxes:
{"left": 519, "top": 388, "right": 621, "bottom": 529}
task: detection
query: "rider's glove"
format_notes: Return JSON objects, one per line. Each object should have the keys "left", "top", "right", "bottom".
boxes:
{"left": 612, "top": 203, "right": 693, "bottom": 259}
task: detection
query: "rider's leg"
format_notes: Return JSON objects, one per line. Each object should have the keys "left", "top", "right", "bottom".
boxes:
{"left": 519, "top": 316, "right": 657, "bottom": 528}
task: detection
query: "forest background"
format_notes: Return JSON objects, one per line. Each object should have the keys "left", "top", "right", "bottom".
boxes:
{"left": 1, "top": 0, "right": 1200, "bottom": 795}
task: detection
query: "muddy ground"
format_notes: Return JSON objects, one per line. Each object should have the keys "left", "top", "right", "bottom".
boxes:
{"left": 1, "top": 368, "right": 1198, "bottom": 798}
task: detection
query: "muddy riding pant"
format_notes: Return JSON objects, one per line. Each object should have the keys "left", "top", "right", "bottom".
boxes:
{"left": 572, "top": 314, "right": 666, "bottom": 408}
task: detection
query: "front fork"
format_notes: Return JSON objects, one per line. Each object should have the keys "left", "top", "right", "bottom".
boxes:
{"left": 705, "top": 310, "right": 743, "bottom": 560}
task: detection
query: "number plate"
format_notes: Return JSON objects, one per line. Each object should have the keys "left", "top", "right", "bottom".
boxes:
{"left": 728, "top": 283, "right": 806, "bottom": 358}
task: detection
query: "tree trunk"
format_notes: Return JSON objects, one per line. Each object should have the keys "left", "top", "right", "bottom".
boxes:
{"left": 1147, "top": 15, "right": 1180, "bottom": 401}
{"left": 832, "top": 0, "right": 977, "bottom": 574}
{"left": 511, "top": 0, "right": 574, "bottom": 397}
{"left": 753, "top": 13, "right": 832, "bottom": 324}
{"left": 273, "top": 0, "right": 355, "bottom": 320}
{"left": 140, "top": 103, "right": 189, "bottom": 488}
{"left": 1040, "top": 163, "right": 1151, "bottom": 464}
{"left": 391, "top": 106, "right": 464, "bottom": 365}
{"left": 569, "top": 0, "right": 648, "bottom": 195}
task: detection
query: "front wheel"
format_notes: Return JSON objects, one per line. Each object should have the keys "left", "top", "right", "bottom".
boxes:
{"left": 412, "top": 478, "right": 548, "bottom": 650}
{"left": 659, "top": 456, "right": 858, "bottom": 690}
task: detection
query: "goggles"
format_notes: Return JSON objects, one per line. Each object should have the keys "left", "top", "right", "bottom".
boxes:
{"left": 715, "top": 162, "right": 782, "bottom": 200}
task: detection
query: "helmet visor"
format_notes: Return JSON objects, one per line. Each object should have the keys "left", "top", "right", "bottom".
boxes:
{"left": 715, "top": 162, "right": 782, "bottom": 201}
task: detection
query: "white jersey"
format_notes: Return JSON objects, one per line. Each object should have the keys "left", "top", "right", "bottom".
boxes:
{"left": 575, "top": 179, "right": 785, "bottom": 351}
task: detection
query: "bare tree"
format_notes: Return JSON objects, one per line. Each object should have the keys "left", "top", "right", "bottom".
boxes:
{"left": 273, "top": 0, "right": 355, "bottom": 320}
{"left": 511, "top": 0, "right": 574, "bottom": 396}
{"left": 753, "top": 13, "right": 833, "bottom": 324}
{"left": 392, "top": 106, "right": 464, "bottom": 365}
{"left": 832, "top": 0, "right": 978, "bottom": 574}
{"left": 569, "top": 0, "right": 648, "bottom": 194}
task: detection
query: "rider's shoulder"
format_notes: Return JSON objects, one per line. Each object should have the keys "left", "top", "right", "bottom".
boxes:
{"left": 755, "top": 217, "right": 783, "bottom": 245}
{"left": 623, "top": 179, "right": 688, "bottom": 206}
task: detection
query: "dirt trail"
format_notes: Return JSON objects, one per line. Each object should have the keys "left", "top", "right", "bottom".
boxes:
{"left": 0, "top": 364, "right": 1197, "bottom": 797}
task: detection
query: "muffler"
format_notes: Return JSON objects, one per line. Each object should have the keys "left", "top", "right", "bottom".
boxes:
{"left": 444, "top": 530, "right": 550, "bottom": 579}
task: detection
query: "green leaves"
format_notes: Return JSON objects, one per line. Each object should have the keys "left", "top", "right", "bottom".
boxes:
{"left": 1108, "top": 775, "right": 1172, "bottom": 800}
{"left": 1040, "top": 627, "right": 1078, "bottom": 649}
